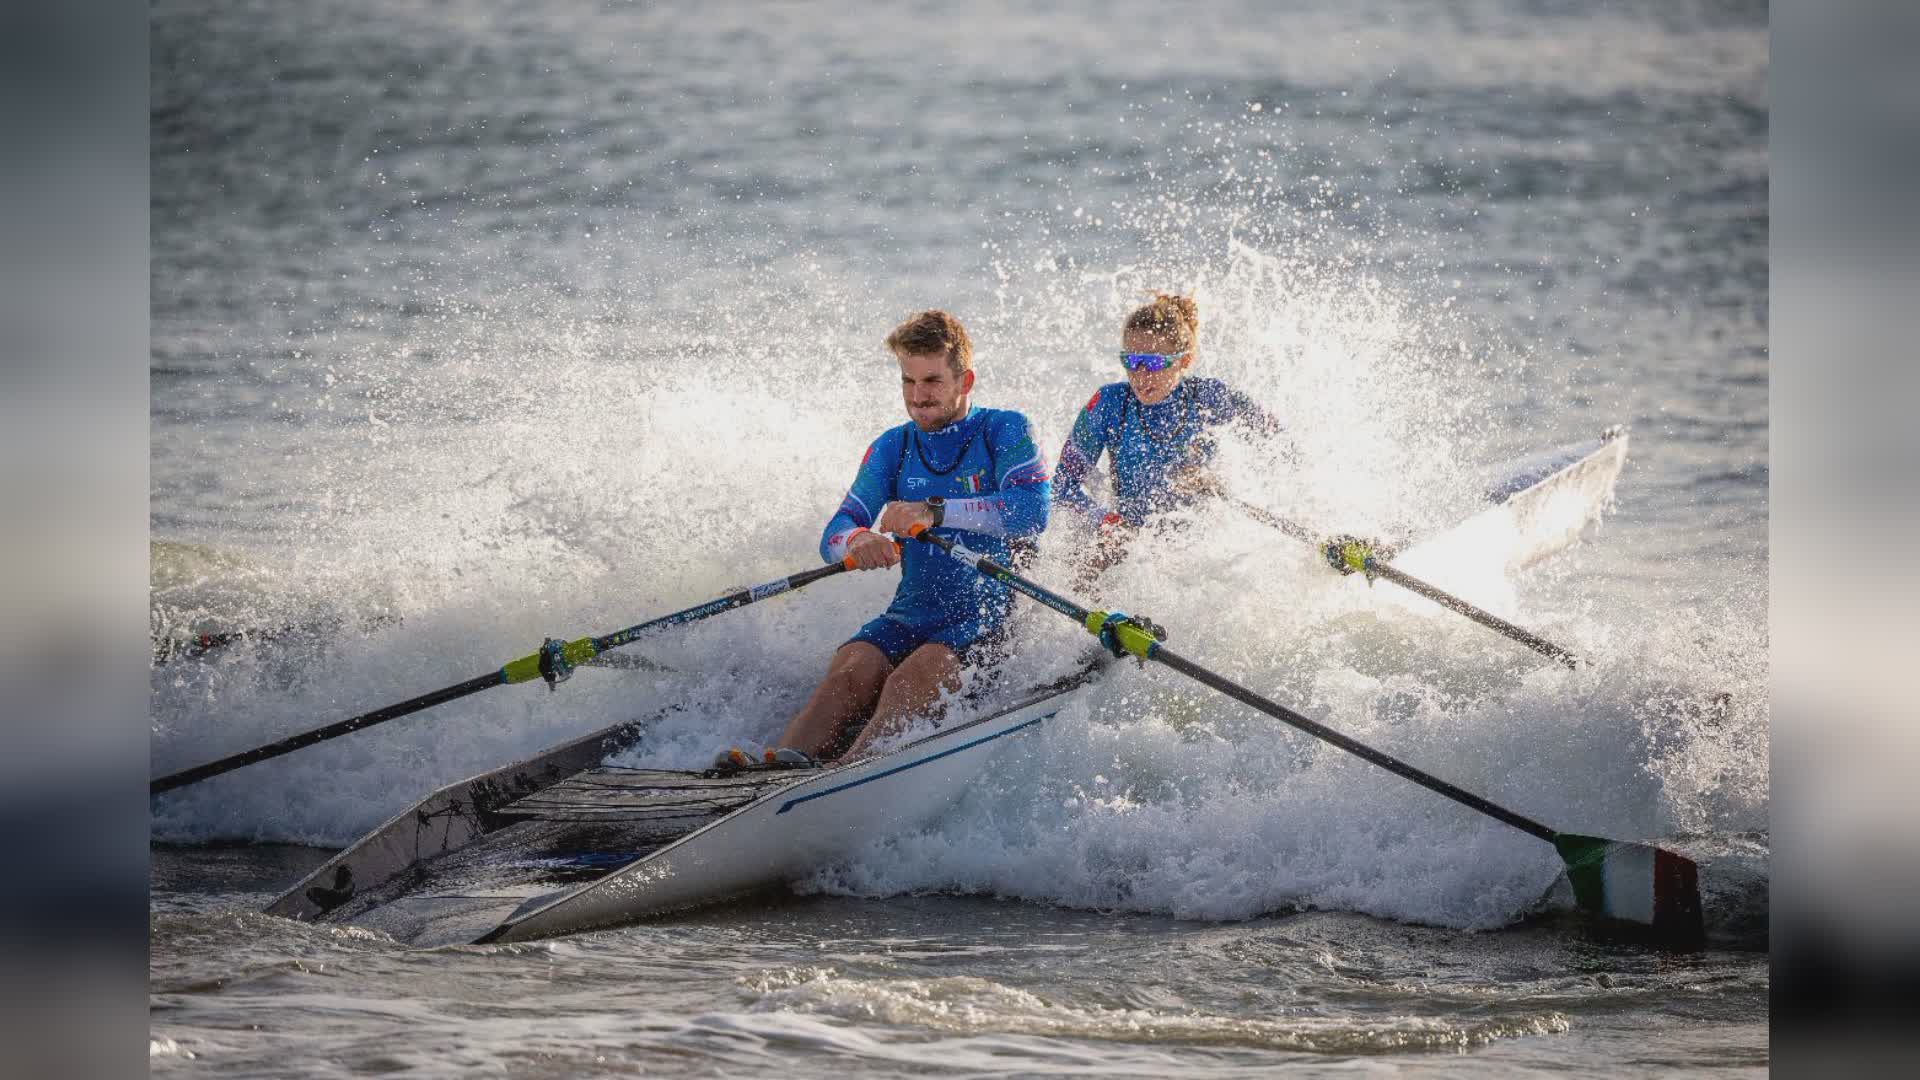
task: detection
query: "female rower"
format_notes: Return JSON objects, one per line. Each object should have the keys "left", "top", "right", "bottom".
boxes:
{"left": 1052, "top": 293, "right": 1289, "bottom": 574}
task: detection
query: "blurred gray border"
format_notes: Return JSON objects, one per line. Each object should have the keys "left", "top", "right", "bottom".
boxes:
{"left": 1774, "top": 0, "right": 1920, "bottom": 1074}
{"left": 0, "top": 0, "right": 148, "bottom": 1077}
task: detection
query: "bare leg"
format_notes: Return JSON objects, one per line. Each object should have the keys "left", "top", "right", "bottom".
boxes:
{"left": 841, "top": 643, "right": 962, "bottom": 760}
{"left": 776, "top": 642, "right": 891, "bottom": 759}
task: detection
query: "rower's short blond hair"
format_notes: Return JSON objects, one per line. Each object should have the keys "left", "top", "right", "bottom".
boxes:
{"left": 886, "top": 310, "right": 973, "bottom": 377}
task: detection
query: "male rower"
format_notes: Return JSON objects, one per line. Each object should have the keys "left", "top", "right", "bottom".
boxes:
{"left": 743, "top": 310, "right": 1051, "bottom": 766}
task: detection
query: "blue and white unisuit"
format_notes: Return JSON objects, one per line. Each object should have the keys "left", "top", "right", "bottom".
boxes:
{"left": 821, "top": 407, "right": 1050, "bottom": 663}
{"left": 1054, "top": 376, "right": 1285, "bottom": 527}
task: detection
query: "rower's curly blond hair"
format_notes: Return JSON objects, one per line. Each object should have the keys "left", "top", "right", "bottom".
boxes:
{"left": 1123, "top": 293, "right": 1199, "bottom": 352}
{"left": 886, "top": 309, "right": 973, "bottom": 376}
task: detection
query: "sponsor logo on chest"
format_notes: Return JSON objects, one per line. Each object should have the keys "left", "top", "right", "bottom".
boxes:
{"left": 905, "top": 472, "right": 988, "bottom": 495}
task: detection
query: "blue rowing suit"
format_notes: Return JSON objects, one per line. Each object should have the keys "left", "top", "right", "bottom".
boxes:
{"left": 1054, "top": 377, "right": 1286, "bottom": 527}
{"left": 821, "top": 406, "right": 1051, "bottom": 664}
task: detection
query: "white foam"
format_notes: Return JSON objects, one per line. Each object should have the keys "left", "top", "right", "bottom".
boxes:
{"left": 150, "top": 234, "right": 1766, "bottom": 932}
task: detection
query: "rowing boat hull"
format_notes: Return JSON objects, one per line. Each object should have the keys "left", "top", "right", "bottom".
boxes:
{"left": 475, "top": 657, "right": 1108, "bottom": 943}
{"left": 1397, "top": 426, "right": 1627, "bottom": 574}
{"left": 267, "top": 654, "right": 1107, "bottom": 945}
{"left": 262, "top": 710, "right": 669, "bottom": 923}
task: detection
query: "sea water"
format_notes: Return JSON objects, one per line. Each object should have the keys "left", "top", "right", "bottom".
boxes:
{"left": 151, "top": 0, "right": 1769, "bottom": 1073}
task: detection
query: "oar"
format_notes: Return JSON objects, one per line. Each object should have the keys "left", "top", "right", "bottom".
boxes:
{"left": 150, "top": 560, "right": 854, "bottom": 795}
{"left": 906, "top": 525, "right": 1704, "bottom": 948}
{"left": 153, "top": 615, "right": 680, "bottom": 673}
{"left": 1228, "top": 498, "right": 1581, "bottom": 670}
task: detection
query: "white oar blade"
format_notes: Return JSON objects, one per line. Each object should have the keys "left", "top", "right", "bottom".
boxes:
{"left": 1554, "top": 834, "right": 1704, "bottom": 947}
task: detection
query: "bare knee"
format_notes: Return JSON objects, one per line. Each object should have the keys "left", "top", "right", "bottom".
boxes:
{"left": 890, "top": 645, "right": 962, "bottom": 700}
{"left": 802, "top": 642, "right": 890, "bottom": 719}
{"left": 847, "top": 645, "right": 962, "bottom": 758}
{"left": 824, "top": 642, "right": 889, "bottom": 695}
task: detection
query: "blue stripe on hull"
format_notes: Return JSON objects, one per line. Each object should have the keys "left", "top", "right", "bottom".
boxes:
{"left": 775, "top": 712, "right": 1057, "bottom": 814}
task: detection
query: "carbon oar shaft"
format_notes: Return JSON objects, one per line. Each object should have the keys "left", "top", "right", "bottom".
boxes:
{"left": 908, "top": 525, "right": 1702, "bottom": 947}
{"left": 150, "top": 560, "right": 851, "bottom": 795}
{"left": 1145, "top": 646, "right": 1554, "bottom": 842}
{"left": 1231, "top": 498, "right": 1581, "bottom": 669}
{"left": 149, "top": 672, "right": 503, "bottom": 795}
{"left": 906, "top": 526, "right": 1704, "bottom": 945}
{"left": 906, "top": 526, "right": 1553, "bottom": 841}
{"left": 1365, "top": 562, "right": 1579, "bottom": 669}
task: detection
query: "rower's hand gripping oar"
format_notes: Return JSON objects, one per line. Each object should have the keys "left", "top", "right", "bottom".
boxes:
{"left": 149, "top": 558, "right": 860, "bottom": 795}
{"left": 905, "top": 524, "right": 1704, "bottom": 949}
{"left": 1231, "top": 498, "right": 1582, "bottom": 670}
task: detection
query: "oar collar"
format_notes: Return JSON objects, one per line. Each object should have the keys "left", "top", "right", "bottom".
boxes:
{"left": 1085, "top": 610, "right": 1167, "bottom": 662}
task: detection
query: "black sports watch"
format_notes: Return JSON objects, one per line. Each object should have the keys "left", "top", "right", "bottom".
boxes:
{"left": 924, "top": 496, "right": 945, "bottom": 529}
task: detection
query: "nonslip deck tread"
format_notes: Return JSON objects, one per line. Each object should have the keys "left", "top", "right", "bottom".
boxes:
{"left": 498, "top": 766, "right": 813, "bottom": 822}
